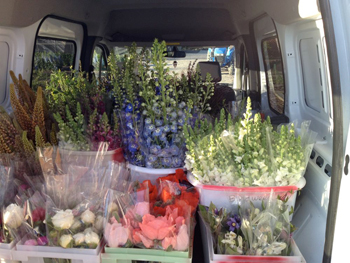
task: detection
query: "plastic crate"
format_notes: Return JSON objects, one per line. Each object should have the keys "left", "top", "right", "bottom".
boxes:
{"left": 128, "top": 163, "right": 185, "bottom": 184}
{"left": 13, "top": 240, "right": 102, "bottom": 263}
{"left": 187, "top": 172, "right": 306, "bottom": 217}
{"left": 101, "top": 246, "right": 192, "bottom": 263}
{"left": 199, "top": 217, "right": 306, "bottom": 263}
{"left": 101, "top": 227, "right": 193, "bottom": 263}
{"left": 0, "top": 241, "right": 18, "bottom": 263}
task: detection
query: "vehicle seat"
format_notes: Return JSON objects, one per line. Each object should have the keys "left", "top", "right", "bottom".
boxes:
{"left": 197, "top": 61, "right": 222, "bottom": 82}
{"left": 198, "top": 61, "right": 235, "bottom": 116}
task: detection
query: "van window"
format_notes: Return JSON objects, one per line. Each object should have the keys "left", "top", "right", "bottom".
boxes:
{"left": 0, "top": 41, "right": 9, "bottom": 104}
{"left": 31, "top": 37, "right": 76, "bottom": 90}
{"left": 262, "top": 37, "right": 285, "bottom": 114}
{"left": 92, "top": 45, "right": 107, "bottom": 79}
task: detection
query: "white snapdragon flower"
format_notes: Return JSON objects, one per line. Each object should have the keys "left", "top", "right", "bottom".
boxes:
{"left": 4, "top": 204, "right": 24, "bottom": 229}
{"left": 94, "top": 215, "right": 104, "bottom": 232}
{"left": 52, "top": 210, "right": 74, "bottom": 229}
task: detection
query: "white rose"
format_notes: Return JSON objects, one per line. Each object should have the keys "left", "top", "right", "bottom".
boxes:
{"left": 52, "top": 210, "right": 74, "bottom": 229}
{"left": 84, "top": 231, "right": 100, "bottom": 245}
{"left": 59, "top": 234, "right": 73, "bottom": 248}
{"left": 108, "top": 202, "right": 118, "bottom": 213}
{"left": 81, "top": 209, "right": 95, "bottom": 224}
{"left": 70, "top": 219, "right": 82, "bottom": 230}
{"left": 94, "top": 215, "right": 104, "bottom": 232}
{"left": 73, "top": 233, "right": 85, "bottom": 245}
{"left": 4, "top": 204, "right": 24, "bottom": 229}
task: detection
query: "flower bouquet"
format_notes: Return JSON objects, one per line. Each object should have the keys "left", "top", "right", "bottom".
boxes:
{"left": 45, "top": 68, "right": 123, "bottom": 167}
{"left": 184, "top": 97, "right": 317, "bottom": 187}
{"left": 198, "top": 192, "right": 300, "bottom": 259}
{"left": 104, "top": 170, "right": 199, "bottom": 252}
{"left": 109, "top": 39, "right": 214, "bottom": 169}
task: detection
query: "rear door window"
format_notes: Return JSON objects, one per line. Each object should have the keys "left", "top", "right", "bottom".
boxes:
{"left": 32, "top": 37, "right": 76, "bottom": 91}
{"left": 262, "top": 37, "right": 285, "bottom": 114}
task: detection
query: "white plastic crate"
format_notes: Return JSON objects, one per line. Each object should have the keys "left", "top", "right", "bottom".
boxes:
{"left": 128, "top": 163, "right": 185, "bottom": 183}
{"left": 188, "top": 172, "right": 306, "bottom": 218}
{"left": 199, "top": 217, "right": 306, "bottom": 263}
{"left": 13, "top": 241, "right": 102, "bottom": 263}
{"left": 0, "top": 242, "right": 18, "bottom": 263}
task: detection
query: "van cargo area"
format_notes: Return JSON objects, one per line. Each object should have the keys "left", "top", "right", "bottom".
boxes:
{"left": 1, "top": 1, "right": 350, "bottom": 263}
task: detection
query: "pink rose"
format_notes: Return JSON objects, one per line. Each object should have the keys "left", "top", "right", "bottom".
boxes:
{"left": 139, "top": 214, "right": 175, "bottom": 240}
{"left": 104, "top": 218, "right": 130, "bottom": 248}
{"left": 175, "top": 224, "right": 189, "bottom": 251}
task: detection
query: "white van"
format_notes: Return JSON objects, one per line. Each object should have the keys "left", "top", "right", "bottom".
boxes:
{"left": 0, "top": 1, "right": 349, "bottom": 262}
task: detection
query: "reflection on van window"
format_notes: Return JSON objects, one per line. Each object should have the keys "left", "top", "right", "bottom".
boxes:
{"left": 32, "top": 37, "right": 75, "bottom": 91}
{"left": 262, "top": 37, "right": 285, "bottom": 114}
{"left": 92, "top": 46, "right": 107, "bottom": 79}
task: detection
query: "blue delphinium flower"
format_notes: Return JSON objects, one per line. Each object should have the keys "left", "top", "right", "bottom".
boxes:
{"left": 160, "top": 133, "right": 168, "bottom": 142}
{"left": 145, "top": 124, "right": 155, "bottom": 133}
{"left": 125, "top": 103, "right": 133, "bottom": 112}
{"left": 155, "top": 119, "right": 163, "bottom": 126}
{"left": 125, "top": 112, "right": 133, "bottom": 121}
{"left": 170, "top": 145, "right": 179, "bottom": 155}
{"left": 170, "top": 125, "right": 178, "bottom": 133}
{"left": 128, "top": 142, "right": 138, "bottom": 153}
{"left": 163, "top": 125, "right": 170, "bottom": 133}
{"left": 159, "top": 148, "right": 172, "bottom": 157}
{"left": 161, "top": 157, "right": 172, "bottom": 167}
{"left": 170, "top": 112, "right": 177, "bottom": 120}
{"left": 146, "top": 137, "right": 152, "bottom": 147}
{"left": 179, "top": 102, "right": 186, "bottom": 109}
{"left": 177, "top": 118, "right": 185, "bottom": 126}
{"left": 177, "top": 110, "right": 184, "bottom": 117}
{"left": 227, "top": 215, "right": 241, "bottom": 232}
{"left": 147, "top": 154, "right": 158, "bottom": 163}
{"left": 154, "top": 108, "right": 161, "bottom": 115}
{"left": 145, "top": 118, "right": 152, "bottom": 125}
{"left": 172, "top": 157, "right": 182, "bottom": 167}
{"left": 153, "top": 127, "right": 163, "bottom": 137}
{"left": 150, "top": 145, "right": 161, "bottom": 155}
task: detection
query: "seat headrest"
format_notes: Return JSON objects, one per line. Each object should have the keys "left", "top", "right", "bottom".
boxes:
{"left": 198, "top": 61, "right": 222, "bottom": 82}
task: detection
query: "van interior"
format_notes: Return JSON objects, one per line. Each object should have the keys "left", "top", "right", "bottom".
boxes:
{"left": 0, "top": 1, "right": 349, "bottom": 262}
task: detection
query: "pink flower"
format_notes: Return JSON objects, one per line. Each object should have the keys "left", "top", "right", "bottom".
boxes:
{"left": 135, "top": 231, "right": 154, "bottom": 248}
{"left": 24, "top": 239, "right": 38, "bottom": 246}
{"left": 104, "top": 218, "right": 131, "bottom": 248}
{"left": 37, "top": 236, "right": 48, "bottom": 246}
{"left": 134, "top": 202, "right": 150, "bottom": 217}
{"left": 175, "top": 224, "right": 189, "bottom": 251}
{"left": 32, "top": 207, "right": 45, "bottom": 222}
{"left": 139, "top": 214, "right": 175, "bottom": 240}
{"left": 162, "top": 236, "right": 176, "bottom": 250}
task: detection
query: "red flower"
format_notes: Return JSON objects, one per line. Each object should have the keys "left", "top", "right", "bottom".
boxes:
{"left": 113, "top": 148, "right": 125, "bottom": 163}
{"left": 32, "top": 207, "right": 45, "bottom": 222}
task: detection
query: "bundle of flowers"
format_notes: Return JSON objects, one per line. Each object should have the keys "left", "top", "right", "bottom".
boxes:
{"left": 109, "top": 40, "right": 214, "bottom": 168}
{"left": 38, "top": 144, "right": 119, "bottom": 249}
{"left": 199, "top": 194, "right": 294, "bottom": 256}
{"left": 0, "top": 72, "right": 56, "bottom": 178}
{"left": 104, "top": 170, "right": 199, "bottom": 251}
{"left": 2, "top": 176, "right": 46, "bottom": 245}
{"left": 184, "top": 97, "right": 317, "bottom": 187}
{"left": 46, "top": 68, "right": 121, "bottom": 151}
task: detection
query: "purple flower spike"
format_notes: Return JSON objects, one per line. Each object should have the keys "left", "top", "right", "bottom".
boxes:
{"left": 227, "top": 215, "right": 242, "bottom": 232}
{"left": 37, "top": 236, "right": 48, "bottom": 246}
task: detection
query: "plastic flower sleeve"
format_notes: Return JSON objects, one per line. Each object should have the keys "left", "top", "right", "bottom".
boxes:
{"left": 239, "top": 190, "right": 292, "bottom": 256}
{"left": 104, "top": 189, "right": 147, "bottom": 248}
{"left": 45, "top": 194, "right": 103, "bottom": 249}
